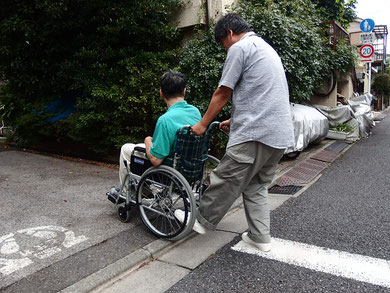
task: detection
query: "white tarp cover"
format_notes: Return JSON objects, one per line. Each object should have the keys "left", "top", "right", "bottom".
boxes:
{"left": 347, "top": 94, "right": 375, "bottom": 138}
{"left": 285, "top": 103, "right": 329, "bottom": 154}
{"left": 314, "top": 93, "right": 375, "bottom": 140}
{"left": 314, "top": 104, "right": 355, "bottom": 127}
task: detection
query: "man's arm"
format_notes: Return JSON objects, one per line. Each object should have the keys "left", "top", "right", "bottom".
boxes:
{"left": 191, "top": 86, "right": 232, "bottom": 136}
{"left": 144, "top": 136, "right": 164, "bottom": 166}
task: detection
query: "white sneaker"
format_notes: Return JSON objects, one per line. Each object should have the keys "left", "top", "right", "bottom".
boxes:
{"left": 174, "top": 209, "right": 207, "bottom": 235}
{"left": 242, "top": 232, "right": 271, "bottom": 252}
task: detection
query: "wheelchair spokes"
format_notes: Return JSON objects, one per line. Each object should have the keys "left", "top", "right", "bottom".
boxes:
{"left": 136, "top": 167, "right": 196, "bottom": 240}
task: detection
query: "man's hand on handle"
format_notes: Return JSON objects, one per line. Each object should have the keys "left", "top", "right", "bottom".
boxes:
{"left": 219, "top": 118, "right": 231, "bottom": 133}
{"left": 191, "top": 122, "right": 208, "bottom": 136}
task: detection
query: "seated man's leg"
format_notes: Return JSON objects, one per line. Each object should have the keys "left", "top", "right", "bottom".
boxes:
{"left": 119, "top": 143, "right": 136, "bottom": 193}
{"left": 119, "top": 143, "right": 147, "bottom": 192}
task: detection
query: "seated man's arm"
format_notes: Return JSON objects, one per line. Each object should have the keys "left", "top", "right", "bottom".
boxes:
{"left": 144, "top": 136, "right": 164, "bottom": 166}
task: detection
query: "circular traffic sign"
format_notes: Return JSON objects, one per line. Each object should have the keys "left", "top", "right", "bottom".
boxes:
{"left": 360, "top": 18, "right": 375, "bottom": 33}
{"left": 360, "top": 44, "right": 374, "bottom": 58}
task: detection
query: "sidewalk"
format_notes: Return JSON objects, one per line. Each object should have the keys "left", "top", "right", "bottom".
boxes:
{"left": 60, "top": 136, "right": 356, "bottom": 293}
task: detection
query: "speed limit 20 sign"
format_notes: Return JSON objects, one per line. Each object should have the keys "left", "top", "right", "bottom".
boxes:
{"left": 360, "top": 44, "right": 374, "bottom": 58}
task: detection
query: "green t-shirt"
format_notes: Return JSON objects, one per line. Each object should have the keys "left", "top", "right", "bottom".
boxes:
{"left": 150, "top": 101, "right": 201, "bottom": 164}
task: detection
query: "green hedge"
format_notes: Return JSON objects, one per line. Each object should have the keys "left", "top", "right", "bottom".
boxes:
{"left": 372, "top": 73, "right": 390, "bottom": 102}
{"left": 0, "top": 0, "right": 183, "bottom": 153}
{"left": 1, "top": 0, "right": 357, "bottom": 156}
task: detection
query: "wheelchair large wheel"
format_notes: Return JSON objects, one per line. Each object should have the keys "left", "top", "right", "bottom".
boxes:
{"left": 136, "top": 165, "right": 196, "bottom": 241}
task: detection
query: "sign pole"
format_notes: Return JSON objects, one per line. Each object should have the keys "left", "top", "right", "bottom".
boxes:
{"left": 368, "top": 62, "right": 372, "bottom": 93}
{"left": 360, "top": 18, "right": 375, "bottom": 95}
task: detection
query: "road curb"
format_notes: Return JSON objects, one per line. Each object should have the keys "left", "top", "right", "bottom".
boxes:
{"left": 60, "top": 240, "right": 179, "bottom": 293}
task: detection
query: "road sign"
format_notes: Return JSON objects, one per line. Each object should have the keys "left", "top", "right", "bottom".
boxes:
{"left": 360, "top": 33, "right": 376, "bottom": 44}
{"left": 360, "top": 44, "right": 374, "bottom": 58}
{"left": 360, "top": 18, "right": 375, "bottom": 33}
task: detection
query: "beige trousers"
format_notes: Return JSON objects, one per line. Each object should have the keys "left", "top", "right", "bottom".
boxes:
{"left": 197, "top": 141, "right": 284, "bottom": 243}
{"left": 119, "top": 143, "right": 146, "bottom": 192}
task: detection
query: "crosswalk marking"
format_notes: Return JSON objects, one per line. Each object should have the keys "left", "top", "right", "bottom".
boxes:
{"left": 232, "top": 238, "right": 390, "bottom": 288}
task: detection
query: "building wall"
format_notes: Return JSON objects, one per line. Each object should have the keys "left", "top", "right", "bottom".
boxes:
{"left": 349, "top": 18, "right": 363, "bottom": 46}
{"left": 310, "top": 88, "right": 338, "bottom": 107}
{"left": 175, "top": 0, "right": 206, "bottom": 29}
{"left": 175, "top": 0, "right": 236, "bottom": 29}
{"left": 337, "top": 74, "right": 354, "bottom": 100}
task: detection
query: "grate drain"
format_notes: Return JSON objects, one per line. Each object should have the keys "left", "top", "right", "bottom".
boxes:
{"left": 269, "top": 185, "right": 303, "bottom": 195}
{"left": 276, "top": 158, "right": 327, "bottom": 186}
{"left": 325, "top": 141, "right": 349, "bottom": 154}
{"left": 310, "top": 149, "right": 339, "bottom": 163}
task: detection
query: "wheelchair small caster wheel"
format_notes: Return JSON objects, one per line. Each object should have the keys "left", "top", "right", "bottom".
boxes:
{"left": 118, "top": 205, "right": 131, "bottom": 223}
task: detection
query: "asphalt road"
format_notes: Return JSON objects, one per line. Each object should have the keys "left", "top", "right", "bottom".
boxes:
{"left": 167, "top": 112, "right": 390, "bottom": 292}
{"left": 0, "top": 148, "right": 157, "bottom": 292}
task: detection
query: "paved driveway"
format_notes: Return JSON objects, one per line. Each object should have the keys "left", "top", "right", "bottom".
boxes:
{"left": 0, "top": 148, "right": 155, "bottom": 291}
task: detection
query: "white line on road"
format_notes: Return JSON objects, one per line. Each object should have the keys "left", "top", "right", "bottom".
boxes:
{"left": 232, "top": 238, "right": 390, "bottom": 288}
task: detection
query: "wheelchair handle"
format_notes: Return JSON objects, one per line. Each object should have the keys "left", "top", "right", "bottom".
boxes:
{"left": 134, "top": 146, "right": 147, "bottom": 153}
{"left": 208, "top": 121, "right": 229, "bottom": 136}
{"left": 208, "top": 121, "right": 220, "bottom": 131}
{"left": 178, "top": 121, "right": 228, "bottom": 136}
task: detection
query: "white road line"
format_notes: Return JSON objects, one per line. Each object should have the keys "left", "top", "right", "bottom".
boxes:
{"left": 232, "top": 238, "right": 390, "bottom": 288}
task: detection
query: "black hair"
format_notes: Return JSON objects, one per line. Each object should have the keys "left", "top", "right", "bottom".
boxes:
{"left": 160, "top": 70, "right": 186, "bottom": 99}
{"left": 214, "top": 13, "right": 250, "bottom": 43}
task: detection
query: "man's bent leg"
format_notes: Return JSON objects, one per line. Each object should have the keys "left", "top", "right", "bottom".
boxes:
{"left": 242, "top": 147, "right": 284, "bottom": 243}
{"left": 197, "top": 143, "right": 256, "bottom": 230}
{"left": 242, "top": 178, "right": 272, "bottom": 243}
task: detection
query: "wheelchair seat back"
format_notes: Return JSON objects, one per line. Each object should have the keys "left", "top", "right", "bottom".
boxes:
{"left": 130, "top": 154, "right": 153, "bottom": 176}
{"left": 174, "top": 126, "right": 209, "bottom": 185}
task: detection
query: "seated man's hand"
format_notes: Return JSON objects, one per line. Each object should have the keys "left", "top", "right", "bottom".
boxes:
{"left": 144, "top": 136, "right": 164, "bottom": 166}
{"left": 191, "top": 122, "right": 207, "bottom": 136}
{"left": 144, "top": 136, "right": 153, "bottom": 145}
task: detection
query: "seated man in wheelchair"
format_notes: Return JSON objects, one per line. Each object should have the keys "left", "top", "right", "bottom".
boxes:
{"left": 108, "top": 70, "right": 201, "bottom": 199}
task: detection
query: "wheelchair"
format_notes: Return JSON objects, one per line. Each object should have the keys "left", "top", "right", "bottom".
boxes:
{"left": 107, "top": 121, "right": 223, "bottom": 241}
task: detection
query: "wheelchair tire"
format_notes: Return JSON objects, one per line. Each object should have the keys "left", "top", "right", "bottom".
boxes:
{"left": 118, "top": 205, "right": 131, "bottom": 223}
{"left": 136, "top": 165, "right": 196, "bottom": 241}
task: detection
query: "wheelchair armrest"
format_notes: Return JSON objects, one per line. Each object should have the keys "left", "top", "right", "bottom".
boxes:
{"left": 134, "top": 146, "right": 146, "bottom": 153}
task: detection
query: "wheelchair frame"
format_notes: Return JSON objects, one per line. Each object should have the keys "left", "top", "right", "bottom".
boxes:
{"left": 109, "top": 121, "right": 222, "bottom": 241}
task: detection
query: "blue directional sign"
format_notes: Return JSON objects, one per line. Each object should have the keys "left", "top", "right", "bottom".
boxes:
{"left": 360, "top": 18, "right": 375, "bottom": 33}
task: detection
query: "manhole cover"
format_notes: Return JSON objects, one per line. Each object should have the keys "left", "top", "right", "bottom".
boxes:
{"left": 269, "top": 185, "right": 303, "bottom": 195}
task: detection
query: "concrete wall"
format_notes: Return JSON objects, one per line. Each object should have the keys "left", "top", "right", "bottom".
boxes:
{"left": 349, "top": 18, "right": 363, "bottom": 46}
{"left": 176, "top": 0, "right": 206, "bottom": 29}
{"left": 175, "top": 0, "right": 236, "bottom": 28}
{"left": 337, "top": 74, "right": 354, "bottom": 100}
{"left": 310, "top": 72, "right": 355, "bottom": 107}
{"left": 310, "top": 86, "right": 338, "bottom": 107}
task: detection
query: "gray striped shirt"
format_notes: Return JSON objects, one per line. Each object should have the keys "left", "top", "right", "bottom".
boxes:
{"left": 219, "top": 32, "right": 294, "bottom": 149}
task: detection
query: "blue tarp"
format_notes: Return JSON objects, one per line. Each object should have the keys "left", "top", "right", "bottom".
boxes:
{"left": 34, "top": 96, "right": 76, "bottom": 121}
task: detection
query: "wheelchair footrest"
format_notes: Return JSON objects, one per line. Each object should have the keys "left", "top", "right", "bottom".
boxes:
{"left": 107, "top": 191, "right": 125, "bottom": 205}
